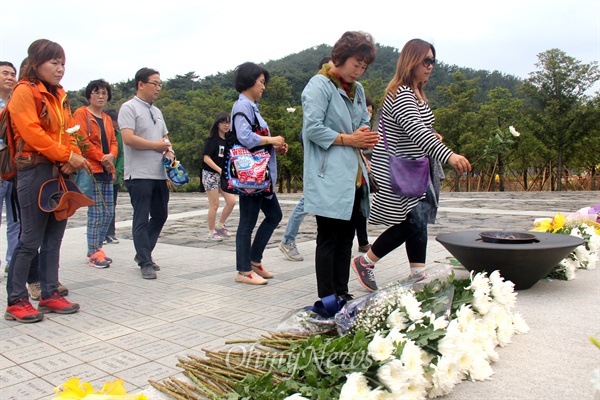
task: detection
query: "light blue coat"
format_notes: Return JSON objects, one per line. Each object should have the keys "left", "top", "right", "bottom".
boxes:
{"left": 301, "top": 74, "right": 372, "bottom": 221}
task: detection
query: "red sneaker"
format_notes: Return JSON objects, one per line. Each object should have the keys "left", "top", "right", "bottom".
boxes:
{"left": 38, "top": 291, "right": 80, "bottom": 314}
{"left": 88, "top": 249, "right": 110, "bottom": 269}
{"left": 5, "top": 297, "right": 44, "bottom": 323}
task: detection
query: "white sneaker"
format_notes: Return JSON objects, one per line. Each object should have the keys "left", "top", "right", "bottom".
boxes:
{"left": 208, "top": 232, "right": 224, "bottom": 242}
{"left": 278, "top": 241, "right": 304, "bottom": 261}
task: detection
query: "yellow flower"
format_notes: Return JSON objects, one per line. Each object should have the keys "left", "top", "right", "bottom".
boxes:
{"left": 54, "top": 377, "right": 94, "bottom": 398}
{"left": 552, "top": 213, "right": 566, "bottom": 231}
{"left": 531, "top": 213, "right": 566, "bottom": 233}
{"left": 53, "top": 377, "right": 149, "bottom": 399}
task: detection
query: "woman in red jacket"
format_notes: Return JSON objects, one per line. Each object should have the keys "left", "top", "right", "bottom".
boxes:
{"left": 74, "top": 79, "right": 118, "bottom": 268}
{"left": 5, "top": 39, "right": 92, "bottom": 323}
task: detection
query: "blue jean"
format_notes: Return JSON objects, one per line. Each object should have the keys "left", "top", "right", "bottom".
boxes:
{"left": 0, "top": 180, "right": 20, "bottom": 265}
{"left": 282, "top": 196, "right": 308, "bottom": 245}
{"left": 125, "top": 179, "right": 169, "bottom": 268}
{"left": 7, "top": 165, "right": 67, "bottom": 303}
{"left": 236, "top": 193, "right": 282, "bottom": 272}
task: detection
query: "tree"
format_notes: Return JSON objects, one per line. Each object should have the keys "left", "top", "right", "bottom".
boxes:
{"left": 433, "top": 72, "right": 481, "bottom": 191}
{"left": 521, "top": 49, "right": 600, "bottom": 190}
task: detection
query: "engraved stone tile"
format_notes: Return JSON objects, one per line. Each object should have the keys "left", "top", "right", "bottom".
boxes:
{"left": 119, "top": 361, "right": 179, "bottom": 387}
{"left": 69, "top": 342, "right": 123, "bottom": 362}
{"left": 0, "top": 334, "right": 42, "bottom": 353}
{"left": 0, "top": 355, "right": 15, "bottom": 369}
{"left": 165, "top": 330, "right": 218, "bottom": 348}
{"left": 120, "top": 316, "right": 168, "bottom": 331}
{"left": 175, "top": 315, "right": 220, "bottom": 330}
{"left": 107, "top": 332, "right": 158, "bottom": 350}
{"left": 49, "top": 332, "right": 101, "bottom": 352}
{"left": 2, "top": 342, "right": 61, "bottom": 364}
{"left": 21, "top": 353, "right": 83, "bottom": 376}
{"left": 86, "top": 324, "right": 136, "bottom": 341}
{"left": 0, "top": 377, "right": 54, "bottom": 400}
{"left": 44, "top": 363, "right": 110, "bottom": 387}
{"left": 142, "top": 323, "right": 188, "bottom": 340}
{"left": 153, "top": 309, "right": 199, "bottom": 322}
{"left": 0, "top": 365, "right": 36, "bottom": 387}
{"left": 90, "top": 352, "right": 150, "bottom": 374}
{"left": 197, "top": 320, "right": 245, "bottom": 336}
{"left": 129, "top": 340, "right": 186, "bottom": 360}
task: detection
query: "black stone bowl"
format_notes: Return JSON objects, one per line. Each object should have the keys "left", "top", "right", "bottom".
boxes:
{"left": 436, "top": 230, "right": 584, "bottom": 290}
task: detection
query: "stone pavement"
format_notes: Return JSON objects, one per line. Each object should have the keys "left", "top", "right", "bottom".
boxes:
{"left": 0, "top": 191, "right": 598, "bottom": 399}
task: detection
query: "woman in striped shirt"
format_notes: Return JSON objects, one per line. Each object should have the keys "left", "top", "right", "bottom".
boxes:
{"left": 351, "top": 39, "right": 471, "bottom": 292}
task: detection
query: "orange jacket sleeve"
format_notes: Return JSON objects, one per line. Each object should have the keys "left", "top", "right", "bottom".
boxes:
{"left": 9, "top": 82, "right": 80, "bottom": 163}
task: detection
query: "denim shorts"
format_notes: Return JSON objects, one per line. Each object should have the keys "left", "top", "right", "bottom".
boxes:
{"left": 202, "top": 170, "right": 220, "bottom": 191}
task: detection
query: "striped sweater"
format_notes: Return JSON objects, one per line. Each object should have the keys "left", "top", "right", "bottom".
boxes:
{"left": 369, "top": 86, "right": 453, "bottom": 226}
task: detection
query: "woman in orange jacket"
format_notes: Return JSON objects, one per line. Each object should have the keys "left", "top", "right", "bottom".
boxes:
{"left": 5, "top": 39, "right": 92, "bottom": 323}
{"left": 73, "top": 79, "right": 118, "bottom": 268}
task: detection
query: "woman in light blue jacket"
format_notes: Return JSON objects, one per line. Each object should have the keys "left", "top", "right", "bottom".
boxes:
{"left": 301, "top": 31, "right": 379, "bottom": 300}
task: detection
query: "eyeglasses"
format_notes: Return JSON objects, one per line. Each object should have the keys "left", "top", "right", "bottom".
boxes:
{"left": 423, "top": 57, "right": 436, "bottom": 68}
{"left": 145, "top": 81, "right": 163, "bottom": 88}
{"left": 91, "top": 92, "right": 109, "bottom": 97}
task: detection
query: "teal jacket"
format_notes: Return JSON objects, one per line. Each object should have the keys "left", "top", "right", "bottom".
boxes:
{"left": 301, "top": 74, "right": 372, "bottom": 221}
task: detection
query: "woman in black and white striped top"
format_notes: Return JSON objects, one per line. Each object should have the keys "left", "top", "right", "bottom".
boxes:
{"left": 351, "top": 39, "right": 471, "bottom": 292}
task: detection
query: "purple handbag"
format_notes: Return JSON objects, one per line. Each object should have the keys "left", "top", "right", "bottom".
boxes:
{"left": 381, "top": 119, "right": 430, "bottom": 197}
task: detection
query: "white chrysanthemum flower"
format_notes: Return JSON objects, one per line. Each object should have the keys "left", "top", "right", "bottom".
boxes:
{"left": 377, "top": 359, "right": 410, "bottom": 393}
{"left": 437, "top": 320, "right": 462, "bottom": 362}
{"left": 66, "top": 125, "right": 80, "bottom": 134}
{"left": 283, "top": 394, "right": 309, "bottom": 400}
{"left": 559, "top": 259, "right": 578, "bottom": 280}
{"left": 489, "top": 271, "right": 517, "bottom": 308}
{"left": 387, "top": 309, "right": 408, "bottom": 330}
{"left": 286, "top": 107, "right": 296, "bottom": 113}
{"left": 340, "top": 372, "right": 373, "bottom": 400}
{"left": 467, "top": 272, "right": 493, "bottom": 315}
{"left": 401, "top": 340, "right": 424, "bottom": 375}
{"left": 512, "top": 312, "right": 530, "bottom": 334}
{"left": 456, "top": 304, "right": 477, "bottom": 330}
{"left": 368, "top": 331, "right": 395, "bottom": 362}
{"left": 432, "top": 315, "right": 449, "bottom": 331}
{"left": 495, "top": 308, "right": 516, "bottom": 347}
{"left": 399, "top": 292, "right": 424, "bottom": 321}
{"left": 509, "top": 125, "right": 520, "bottom": 137}
{"left": 387, "top": 327, "right": 406, "bottom": 345}
{"left": 466, "top": 355, "right": 494, "bottom": 381}
{"left": 427, "top": 357, "right": 463, "bottom": 398}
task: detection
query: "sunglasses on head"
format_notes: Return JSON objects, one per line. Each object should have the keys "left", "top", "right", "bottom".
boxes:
{"left": 423, "top": 57, "right": 436, "bottom": 67}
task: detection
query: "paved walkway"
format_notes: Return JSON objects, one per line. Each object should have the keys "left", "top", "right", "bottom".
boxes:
{"left": 0, "top": 191, "right": 598, "bottom": 399}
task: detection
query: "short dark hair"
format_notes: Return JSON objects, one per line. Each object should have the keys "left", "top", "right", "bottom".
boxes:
{"left": 208, "top": 111, "right": 231, "bottom": 138}
{"left": 21, "top": 39, "right": 65, "bottom": 82}
{"left": 366, "top": 97, "right": 373, "bottom": 108}
{"left": 233, "top": 62, "right": 270, "bottom": 93}
{"left": 134, "top": 67, "right": 160, "bottom": 90}
{"left": 104, "top": 109, "right": 118, "bottom": 124}
{"left": 84, "top": 79, "right": 112, "bottom": 101}
{"left": 331, "top": 31, "right": 377, "bottom": 69}
{"left": 0, "top": 61, "right": 16, "bottom": 74}
{"left": 318, "top": 56, "right": 331, "bottom": 71}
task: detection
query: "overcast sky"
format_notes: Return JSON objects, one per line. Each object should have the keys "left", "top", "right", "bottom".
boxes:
{"left": 0, "top": 0, "right": 598, "bottom": 94}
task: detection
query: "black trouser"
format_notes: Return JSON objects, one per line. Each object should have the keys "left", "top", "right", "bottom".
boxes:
{"left": 371, "top": 200, "right": 430, "bottom": 264}
{"left": 354, "top": 212, "right": 369, "bottom": 247}
{"left": 125, "top": 179, "right": 169, "bottom": 268}
{"left": 315, "top": 189, "right": 363, "bottom": 298}
{"left": 106, "top": 183, "right": 119, "bottom": 237}
{"left": 7, "top": 165, "right": 67, "bottom": 303}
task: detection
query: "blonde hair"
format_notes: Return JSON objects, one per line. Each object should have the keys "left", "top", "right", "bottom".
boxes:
{"left": 384, "top": 39, "right": 436, "bottom": 102}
